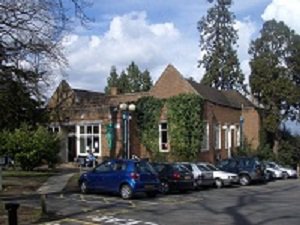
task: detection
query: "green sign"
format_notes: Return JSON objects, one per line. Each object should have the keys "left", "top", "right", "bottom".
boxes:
{"left": 106, "top": 123, "right": 115, "bottom": 151}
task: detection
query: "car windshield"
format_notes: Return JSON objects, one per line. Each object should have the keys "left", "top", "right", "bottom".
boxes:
{"left": 268, "top": 163, "right": 277, "bottom": 168}
{"left": 205, "top": 164, "right": 218, "bottom": 171}
{"left": 151, "top": 163, "right": 166, "bottom": 173}
{"left": 135, "top": 161, "right": 156, "bottom": 174}
{"left": 197, "top": 165, "right": 210, "bottom": 171}
{"left": 172, "top": 164, "right": 190, "bottom": 173}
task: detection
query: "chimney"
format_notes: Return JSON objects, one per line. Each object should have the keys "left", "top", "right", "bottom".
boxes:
{"left": 110, "top": 87, "right": 118, "bottom": 96}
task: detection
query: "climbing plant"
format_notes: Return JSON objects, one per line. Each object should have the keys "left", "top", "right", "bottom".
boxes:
{"left": 135, "top": 96, "right": 164, "bottom": 159}
{"left": 136, "top": 94, "right": 205, "bottom": 162}
{"left": 166, "top": 94, "right": 204, "bottom": 161}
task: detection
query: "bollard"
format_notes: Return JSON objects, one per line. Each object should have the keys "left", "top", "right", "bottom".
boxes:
{"left": 0, "top": 166, "right": 2, "bottom": 192}
{"left": 5, "top": 203, "right": 20, "bottom": 225}
{"left": 40, "top": 194, "right": 47, "bottom": 215}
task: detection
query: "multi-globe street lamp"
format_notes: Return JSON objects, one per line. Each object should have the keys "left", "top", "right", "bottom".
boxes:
{"left": 119, "top": 103, "right": 136, "bottom": 159}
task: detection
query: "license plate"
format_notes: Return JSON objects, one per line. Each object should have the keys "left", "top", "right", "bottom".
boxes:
{"left": 144, "top": 185, "right": 155, "bottom": 190}
{"left": 185, "top": 176, "right": 191, "bottom": 180}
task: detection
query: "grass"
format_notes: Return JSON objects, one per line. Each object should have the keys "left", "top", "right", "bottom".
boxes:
{"left": 0, "top": 169, "right": 57, "bottom": 224}
{"left": 63, "top": 172, "right": 80, "bottom": 193}
{"left": 2, "top": 170, "right": 57, "bottom": 177}
{"left": 1, "top": 170, "right": 56, "bottom": 196}
{"left": 0, "top": 204, "right": 41, "bottom": 225}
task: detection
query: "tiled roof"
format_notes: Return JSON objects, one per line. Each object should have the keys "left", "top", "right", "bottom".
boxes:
{"left": 108, "top": 92, "right": 150, "bottom": 106}
{"left": 73, "top": 89, "right": 107, "bottom": 105}
{"left": 187, "top": 80, "right": 254, "bottom": 109}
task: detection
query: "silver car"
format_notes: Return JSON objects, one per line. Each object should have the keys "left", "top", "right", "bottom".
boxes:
{"left": 198, "top": 162, "right": 239, "bottom": 188}
{"left": 179, "top": 162, "right": 215, "bottom": 188}
{"left": 267, "top": 162, "right": 297, "bottom": 179}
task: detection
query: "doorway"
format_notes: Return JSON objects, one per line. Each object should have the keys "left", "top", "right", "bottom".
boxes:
{"left": 68, "top": 136, "right": 76, "bottom": 162}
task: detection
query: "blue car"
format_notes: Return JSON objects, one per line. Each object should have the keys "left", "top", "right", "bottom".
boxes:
{"left": 78, "top": 159, "right": 160, "bottom": 199}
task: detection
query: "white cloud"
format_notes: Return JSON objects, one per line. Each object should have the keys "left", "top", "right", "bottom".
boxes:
{"left": 262, "top": 0, "right": 300, "bottom": 33}
{"left": 235, "top": 18, "right": 257, "bottom": 83}
{"left": 61, "top": 11, "right": 201, "bottom": 91}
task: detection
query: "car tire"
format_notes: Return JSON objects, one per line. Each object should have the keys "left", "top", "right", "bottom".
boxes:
{"left": 159, "top": 181, "right": 169, "bottom": 194}
{"left": 80, "top": 181, "right": 88, "bottom": 194}
{"left": 215, "top": 178, "right": 223, "bottom": 188}
{"left": 282, "top": 172, "right": 288, "bottom": 180}
{"left": 146, "top": 191, "right": 157, "bottom": 198}
{"left": 120, "top": 184, "right": 133, "bottom": 200}
{"left": 239, "top": 174, "right": 250, "bottom": 186}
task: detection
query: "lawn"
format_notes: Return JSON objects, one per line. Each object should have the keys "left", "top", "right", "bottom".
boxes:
{"left": 0, "top": 170, "right": 57, "bottom": 225}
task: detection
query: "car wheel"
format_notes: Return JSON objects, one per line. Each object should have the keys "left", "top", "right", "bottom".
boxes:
{"left": 120, "top": 184, "right": 133, "bottom": 200}
{"left": 239, "top": 174, "right": 250, "bottom": 186}
{"left": 282, "top": 172, "right": 288, "bottom": 180}
{"left": 80, "top": 181, "right": 88, "bottom": 194}
{"left": 146, "top": 191, "right": 157, "bottom": 198}
{"left": 159, "top": 181, "right": 169, "bottom": 194}
{"left": 215, "top": 178, "right": 223, "bottom": 188}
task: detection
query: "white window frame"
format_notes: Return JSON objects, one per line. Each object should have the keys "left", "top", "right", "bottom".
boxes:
{"left": 201, "top": 122, "right": 209, "bottom": 151}
{"left": 214, "top": 123, "right": 221, "bottom": 150}
{"left": 76, "top": 123, "right": 101, "bottom": 156}
{"left": 49, "top": 125, "right": 60, "bottom": 133}
{"left": 222, "top": 125, "right": 229, "bottom": 150}
{"left": 159, "top": 121, "right": 169, "bottom": 152}
{"left": 236, "top": 125, "right": 240, "bottom": 147}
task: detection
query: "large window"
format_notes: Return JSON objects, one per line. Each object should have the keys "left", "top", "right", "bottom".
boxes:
{"left": 77, "top": 124, "right": 101, "bottom": 155}
{"left": 201, "top": 122, "right": 209, "bottom": 151}
{"left": 236, "top": 125, "right": 240, "bottom": 147}
{"left": 48, "top": 125, "right": 60, "bottom": 133}
{"left": 223, "top": 125, "right": 229, "bottom": 149}
{"left": 214, "top": 124, "right": 221, "bottom": 149}
{"left": 159, "top": 122, "right": 169, "bottom": 152}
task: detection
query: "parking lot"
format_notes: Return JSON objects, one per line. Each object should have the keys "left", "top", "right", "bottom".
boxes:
{"left": 20, "top": 178, "right": 298, "bottom": 225}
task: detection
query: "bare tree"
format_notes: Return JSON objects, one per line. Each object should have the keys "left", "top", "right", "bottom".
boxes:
{"left": 0, "top": 0, "right": 92, "bottom": 129}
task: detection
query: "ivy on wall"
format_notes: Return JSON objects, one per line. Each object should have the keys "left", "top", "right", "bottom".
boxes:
{"left": 167, "top": 94, "right": 204, "bottom": 161}
{"left": 135, "top": 96, "right": 164, "bottom": 160}
{"left": 136, "top": 94, "right": 204, "bottom": 162}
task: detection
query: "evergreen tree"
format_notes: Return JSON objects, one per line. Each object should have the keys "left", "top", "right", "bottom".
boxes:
{"left": 127, "top": 62, "right": 142, "bottom": 92}
{"left": 118, "top": 70, "right": 130, "bottom": 94}
{"left": 198, "top": 0, "right": 245, "bottom": 91}
{"left": 105, "top": 66, "right": 119, "bottom": 94}
{"left": 104, "top": 62, "right": 153, "bottom": 94}
{"left": 249, "top": 20, "right": 300, "bottom": 156}
{"left": 141, "top": 70, "right": 153, "bottom": 91}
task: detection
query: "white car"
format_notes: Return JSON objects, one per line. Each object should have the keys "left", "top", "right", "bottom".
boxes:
{"left": 267, "top": 162, "right": 298, "bottom": 179}
{"left": 264, "top": 166, "right": 283, "bottom": 179}
{"left": 179, "top": 162, "right": 215, "bottom": 188}
{"left": 198, "top": 162, "right": 239, "bottom": 188}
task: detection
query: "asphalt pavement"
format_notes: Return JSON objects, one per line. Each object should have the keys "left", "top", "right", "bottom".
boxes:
{"left": 4, "top": 178, "right": 300, "bottom": 225}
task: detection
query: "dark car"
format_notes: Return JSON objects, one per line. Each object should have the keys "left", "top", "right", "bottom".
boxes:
{"left": 216, "top": 157, "right": 265, "bottom": 186}
{"left": 151, "top": 162, "right": 194, "bottom": 194}
{"left": 78, "top": 159, "right": 160, "bottom": 199}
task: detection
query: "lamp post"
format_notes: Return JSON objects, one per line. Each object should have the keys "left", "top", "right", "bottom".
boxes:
{"left": 240, "top": 115, "right": 244, "bottom": 150}
{"left": 119, "top": 103, "right": 136, "bottom": 159}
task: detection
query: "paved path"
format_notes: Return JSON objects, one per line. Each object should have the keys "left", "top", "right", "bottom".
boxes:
{"left": 37, "top": 173, "right": 75, "bottom": 194}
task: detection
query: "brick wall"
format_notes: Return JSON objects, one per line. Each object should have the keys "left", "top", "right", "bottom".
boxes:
{"left": 242, "top": 107, "right": 260, "bottom": 150}
{"left": 150, "top": 65, "right": 196, "bottom": 99}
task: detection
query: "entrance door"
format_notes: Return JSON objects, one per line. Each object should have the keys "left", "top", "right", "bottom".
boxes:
{"left": 68, "top": 136, "right": 76, "bottom": 162}
{"left": 231, "top": 129, "right": 235, "bottom": 155}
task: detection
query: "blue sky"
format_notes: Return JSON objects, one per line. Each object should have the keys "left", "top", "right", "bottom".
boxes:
{"left": 59, "top": 0, "right": 300, "bottom": 132}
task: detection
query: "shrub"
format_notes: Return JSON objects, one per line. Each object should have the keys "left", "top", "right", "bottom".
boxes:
{"left": 0, "top": 124, "right": 60, "bottom": 170}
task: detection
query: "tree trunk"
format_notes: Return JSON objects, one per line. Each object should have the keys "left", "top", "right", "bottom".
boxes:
{"left": 272, "top": 139, "right": 279, "bottom": 158}
{"left": 272, "top": 129, "right": 281, "bottom": 158}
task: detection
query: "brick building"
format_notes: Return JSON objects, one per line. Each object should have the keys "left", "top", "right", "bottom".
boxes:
{"left": 48, "top": 64, "right": 260, "bottom": 163}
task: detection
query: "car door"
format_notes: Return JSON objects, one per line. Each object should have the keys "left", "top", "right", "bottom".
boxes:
{"left": 92, "top": 161, "right": 113, "bottom": 191}
{"left": 103, "top": 161, "right": 126, "bottom": 192}
{"left": 136, "top": 161, "right": 157, "bottom": 183}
